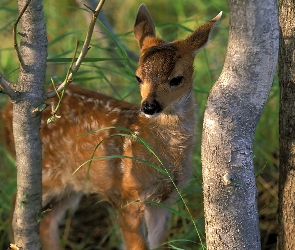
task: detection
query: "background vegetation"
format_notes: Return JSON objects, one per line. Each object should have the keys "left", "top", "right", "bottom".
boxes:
{"left": 0, "top": 0, "right": 277, "bottom": 249}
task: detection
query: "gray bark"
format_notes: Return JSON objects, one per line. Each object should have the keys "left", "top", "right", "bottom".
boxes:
{"left": 11, "top": 0, "right": 47, "bottom": 249}
{"left": 278, "top": 0, "right": 295, "bottom": 249}
{"left": 201, "top": 0, "right": 279, "bottom": 249}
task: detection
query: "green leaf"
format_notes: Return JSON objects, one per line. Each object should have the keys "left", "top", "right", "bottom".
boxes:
{"left": 36, "top": 103, "right": 47, "bottom": 112}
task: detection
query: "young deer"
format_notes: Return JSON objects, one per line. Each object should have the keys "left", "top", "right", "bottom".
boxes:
{"left": 2, "top": 4, "right": 221, "bottom": 250}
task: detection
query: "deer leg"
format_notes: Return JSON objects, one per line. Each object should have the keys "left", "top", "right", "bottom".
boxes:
{"left": 117, "top": 202, "right": 147, "bottom": 250}
{"left": 144, "top": 203, "right": 171, "bottom": 249}
{"left": 40, "top": 193, "right": 82, "bottom": 250}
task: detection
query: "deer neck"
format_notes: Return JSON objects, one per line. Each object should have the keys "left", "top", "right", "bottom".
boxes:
{"left": 144, "top": 90, "right": 197, "bottom": 144}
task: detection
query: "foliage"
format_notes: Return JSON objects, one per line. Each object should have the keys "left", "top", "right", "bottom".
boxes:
{"left": 0, "top": 0, "right": 278, "bottom": 249}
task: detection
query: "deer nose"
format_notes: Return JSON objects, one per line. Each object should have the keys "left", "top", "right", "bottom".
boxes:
{"left": 141, "top": 100, "right": 162, "bottom": 115}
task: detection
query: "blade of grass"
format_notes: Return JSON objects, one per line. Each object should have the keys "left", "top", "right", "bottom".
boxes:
{"left": 73, "top": 154, "right": 168, "bottom": 176}
{"left": 75, "top": 126, "right": 205, "bottom": 248}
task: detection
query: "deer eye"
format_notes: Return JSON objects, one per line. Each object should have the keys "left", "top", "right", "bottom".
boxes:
{"left": 169, "top": 76, "right": 183, "bottom": 87}
{"left": 135, "top": 75, "right": 142, "bottom": 84}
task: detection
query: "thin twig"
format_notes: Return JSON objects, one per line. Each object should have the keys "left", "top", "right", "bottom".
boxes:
{"left": 0, "top": 72, "right": 18, "bottom": 100}
{"left": 46, "top": 0, "right": 105, "bottom": 99}
{"left": 84, "top": 4, "right": 95, "bottom": 13}
{"left": 13, "top": 0, "right": 32, "bottom": 69}
{"left": 48, "top": 40, "right": 79, "bottom": 121}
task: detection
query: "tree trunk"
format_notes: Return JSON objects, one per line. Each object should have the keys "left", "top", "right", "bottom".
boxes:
{"left": 12, "top": 0, "right": 47, "bottom": 249}
{"left": 201, "top": 0, "right": 279, "bottom": 249}
{"left": 278, "top": 1, "right": 295, "bottom": 249}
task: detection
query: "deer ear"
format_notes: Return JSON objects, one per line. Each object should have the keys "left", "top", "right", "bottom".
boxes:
{"left": 184, "top": 12, "right": 222, "bottom": 56}
{"left": 134, "top": 4, "right": 157, "bottom": 49}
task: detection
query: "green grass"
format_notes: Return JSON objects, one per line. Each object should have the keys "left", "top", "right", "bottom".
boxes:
{"left": 0, "top": 1, "right": 278, "bottom": 249}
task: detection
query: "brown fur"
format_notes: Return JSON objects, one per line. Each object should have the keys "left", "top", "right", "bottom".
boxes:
{"left": 2, "top": 4, "right": 221, "bottom": 250}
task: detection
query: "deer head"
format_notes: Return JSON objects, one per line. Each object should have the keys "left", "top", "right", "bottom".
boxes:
{"left": 134, "top": 4, "right": 222, "bottom": 117}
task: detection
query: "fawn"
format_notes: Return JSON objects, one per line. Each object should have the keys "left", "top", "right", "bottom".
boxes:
{"left": 2, "top": 4, "right": 221, "bottom": 250}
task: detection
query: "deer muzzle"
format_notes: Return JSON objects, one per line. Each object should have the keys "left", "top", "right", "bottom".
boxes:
{"left": 141, "top": 99, "right": 162, "bottom": 115}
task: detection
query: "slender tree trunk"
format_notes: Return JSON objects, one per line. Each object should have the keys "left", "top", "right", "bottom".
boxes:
{"left": 278, "top": 1, "right": 295, "bottom": 249}
{"left": 12, "top": 0, "right": 47, "bottom": 249}
{"left": 201, "top": 0, "right": 279, "bottom": 249}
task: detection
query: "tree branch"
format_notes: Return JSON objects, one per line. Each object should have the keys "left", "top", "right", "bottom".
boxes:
{"left": 0, "top": 0, "right": 31, "bottom": 101}
{"left": 13, "top": 0, "right": 32, "bottom": 69}
{"left": 46, "top": 0, "right": 105, "bottom": 99}
{"left": 0, "top": 72, "right": 18, "bottom": 100}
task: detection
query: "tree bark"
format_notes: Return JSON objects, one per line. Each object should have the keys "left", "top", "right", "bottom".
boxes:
{"left": 278, "top": 0, "right": 295, "bottom": 249}
{"left": 201, "top": 0, "right": 279, "bottom": 249}
{"left": 12, "top": 0, "right": 47, "bottom": 249}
